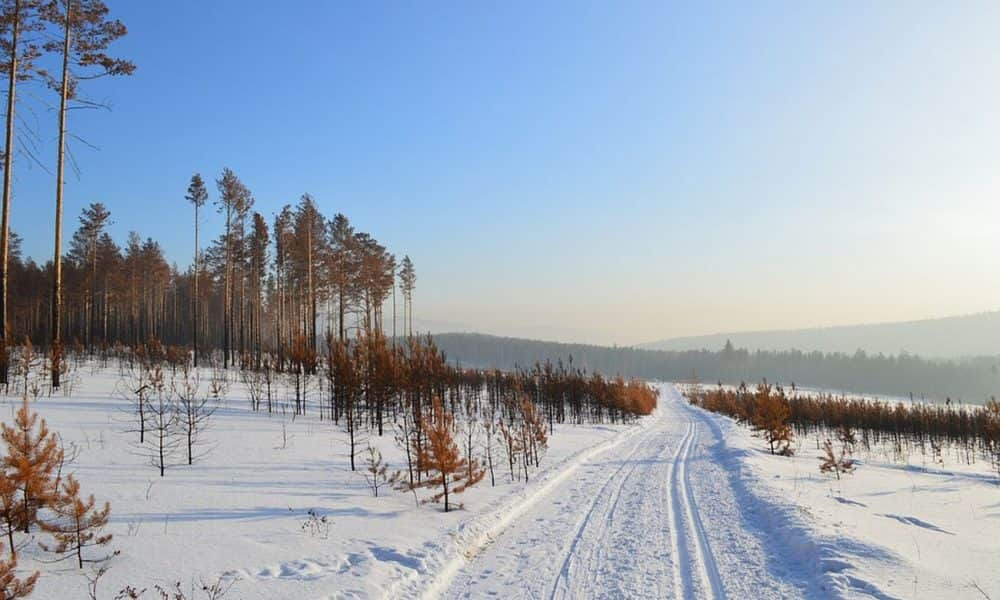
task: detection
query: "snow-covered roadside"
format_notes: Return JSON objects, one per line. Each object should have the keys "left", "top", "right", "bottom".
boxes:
{"left": 17, "top": 365, "right": 649, "bottom": 599}
{"left": 19, "top": 366, "right": 996, "bottom": 599}
{"left": 441, "top": 385, "right": 808, "bottom": 599}
{"left": 407, "top": 406, "right": 652, "bottom": 599}
{"left": 686, "top": 386, "right": 1000, "bottom": 600}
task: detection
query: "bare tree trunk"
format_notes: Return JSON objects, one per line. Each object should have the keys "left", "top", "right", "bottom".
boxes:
{"left": 391, "top": 276, "right": 396, "bottom": 348}
{"left": 103, "top": 275, "right": 108, "bottom": 344}
{"left": 223, "top": 204, "right": 231, "bottom": 369}
{"left": 239, "top": 265, "right": 245, "bottom": 364}
{"left": 276, "top": 260, "right": 283, "bottom": 367}
{"left": 90, "top": 234, "right": 97, "bottom": 349}
{"left": 307, "top": 227, "right": 315, "bottom": 353}
{"left": 0, "top": 0, "right": 20, "bottom": 385}
{"left": 338, "top": 288, "right": 345, "bottom": 342}
{"left": 52, "top": 1, "right": 71, "bottom": 389}
{"left": 193, "top": 203, "right": 199, "bottom": 367}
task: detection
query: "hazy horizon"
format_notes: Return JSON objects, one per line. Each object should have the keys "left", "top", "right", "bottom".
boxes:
{"left": 10, "top": 2, "right": 1000, "bottom": 346}
{"left": 417, "top": 307, "right": 1000, "bottom": 350}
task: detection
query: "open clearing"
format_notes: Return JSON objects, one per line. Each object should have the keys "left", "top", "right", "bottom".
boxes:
{"left": 13, "top": 369, "right": 998, "bottom": 599}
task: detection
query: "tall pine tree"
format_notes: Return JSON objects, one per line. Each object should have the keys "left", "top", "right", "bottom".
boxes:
{"left": 185, "top": 174, "right": 207, "bottom": 366}
{"left": 42, "top": 0, "right": 134, "bottom": 387}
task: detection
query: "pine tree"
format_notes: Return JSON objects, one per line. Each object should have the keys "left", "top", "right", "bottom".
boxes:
{"left": 0, "top": 0, "right": 45, "bottom": 386}
{"left": 247, "top": 212, "right": 269, "bottom": 367}
{"left": 67, "top": 202, "right": 110, "bottom": 351}
{"left": 819, "top": 439, "right": 855, "bottom": 481}
{"left": 362, "top": 445, "right": 399, "bottom": 498}
{"left": 329, "top": 337, "right": 361, "bottom": 469}
{"left": 292, "top": 195, "right": 324, "bottom": 354}
{"left": 215, "top": 168, "right": 250, "bottom": 369}
{"left": 0, "top": 396, "right": 61, "bottom": 534}
{"left": 519, "top": 397, "right": 547, "bottom": 471}
{"left": 0, "top": 546, "right": 36, "bottom": 599}
{"left": 398, "top": 256, "right": 415, "bottom": 338}
{"left": 415, "top": 398, "right": 484, "bottom": 512}
{"left": 42, "top": 0, "right": 134, "bottom": 388}
{"left": 327, "top": 214, "right": 356, "bottom": 342}
{"left": 360, "top": 235, "right": 394, "bottom": 335}
{"left": 750, "top": 382, "right": 794, "bottom": 455}
{"left": 0, "top": 471, "right": 17, "bottom": 557}
{"left": 185, "top": 174, "right": 207, "bottom": 367}
{"left": 39, "top": 474, "right": 112, "bottom": 568}
{"left": 271, "top": 206, "right": 293, "bottom": 366}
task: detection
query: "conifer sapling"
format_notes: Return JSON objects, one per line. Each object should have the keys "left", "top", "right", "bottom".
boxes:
{"left": 415, "top": 398, "right": 485, "bottom": 512}
{"left": 39, "top": 474, "right": 113, "bottom": 568}
{"left": 1, "top": 396, "right": 62, "bottom": 534}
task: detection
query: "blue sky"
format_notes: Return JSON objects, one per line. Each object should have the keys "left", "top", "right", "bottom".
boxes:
{"left": 10, "top": 2, "right": 1000, "bottom": 344}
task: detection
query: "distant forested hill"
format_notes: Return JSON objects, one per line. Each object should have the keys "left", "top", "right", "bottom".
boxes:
{"left": 641, "top": 311, "right": 1000, "bottom": 358}
{"left": 431, "top": 333, "right": 1000, "bottom": 403}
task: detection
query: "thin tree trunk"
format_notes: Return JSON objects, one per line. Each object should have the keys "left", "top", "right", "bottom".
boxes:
{"left": 307, "top": 226, "right": 315, "bottom": 353}
{"left": 52, "top": 1, "right": 71, "bottom": 389}
{"left": 223, "top": 204, "right": 231, "bottom": 369}
{"left": 90, "top": 233, "right": 97, "bottom": 349}
{"left": 338, "top": 288, "right": 345, "bottom": 341}
{"left": 0, "top": 0, "right": 20, "bottom": 385}
{"left": 193, "top": 203, "right": 199, "bottom": 367}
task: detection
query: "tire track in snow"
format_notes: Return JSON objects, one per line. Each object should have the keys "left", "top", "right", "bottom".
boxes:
{"left": 548, "top": 427, "right": 654, "bottom": 600}
{"left": 670, "top": 415, "right": 727, "bottom": 599}
{"left": 422, "top": 413, "right": 653, "bottom": 600}
{"left": 441, "top": 391, "right": 762, "bottom": 600}
{"left": 667, "top": 422, "right": 694, "bottom": 598}
{"left": 576, "top": 425, "right": 676, "bottom": 598}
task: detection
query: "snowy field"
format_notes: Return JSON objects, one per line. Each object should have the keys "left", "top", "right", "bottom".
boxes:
{"left": 702, "top": 399, "right": 1000, "bottom": 599}
{"left": 14, "top": 364, "right": 641, "bottom": 598}
{"left": 6, "top": 365, "right": 999, "bottom": 599}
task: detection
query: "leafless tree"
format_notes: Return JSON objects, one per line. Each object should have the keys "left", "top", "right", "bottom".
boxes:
{"left": 171, "top": 365, "right": 215, "bottom": 466}
{"left": 131, "top": 384, "right": 179, "bottom": 477}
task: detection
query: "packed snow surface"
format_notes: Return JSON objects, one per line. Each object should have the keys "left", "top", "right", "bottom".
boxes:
{"left": 11, "top": 367, "right": 999, "bottom": 598}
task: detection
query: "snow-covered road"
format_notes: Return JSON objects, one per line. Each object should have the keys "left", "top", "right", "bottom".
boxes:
{"left": 440, "top": 386, "right": 803, "bottom": 599}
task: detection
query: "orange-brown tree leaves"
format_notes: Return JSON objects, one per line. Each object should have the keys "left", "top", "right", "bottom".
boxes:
{"left": 39, "top": 475, "right": 113, "bottom": 568}
{"left": 1, "top": 397, "right": 62, "bottom": 534}
{"left": 0, "top": 546, "right": 37, "bottom": 600}
{"left": 415, "top": 398, "right": 484, "bottom": 512}
{"left": 749, "top": 382, "right": 794, "bottom": 455}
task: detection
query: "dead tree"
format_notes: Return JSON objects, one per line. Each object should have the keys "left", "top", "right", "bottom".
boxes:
{"left": 394, "top": 408, "right": 419, "bottom": 490}
{"left": 172, "top": 367, "right": 215, "bottom": 466}
{"left": 133, "top": 387, "right": 179, "bottom": 477}
{"left": 481, "top": 406, "right": 499, "bottom": 487}
{"left": 117, "top": 362, "right": 155, "bottom": 445}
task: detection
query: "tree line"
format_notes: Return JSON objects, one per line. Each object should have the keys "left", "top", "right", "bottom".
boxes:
{"left": 1, "top": 178, "right": 419, "bottom": 388}
{"left": 83, "top": 333, "right": 655, "bottom": 510}
{"left": 685, "top": 382, "right": 1000, "bottom": 478}
{"left": 108, "top": 333, "right": 655, "bottom": 480}
{"left": 432, "top": 333, "right": 1000, "bottom": 403}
